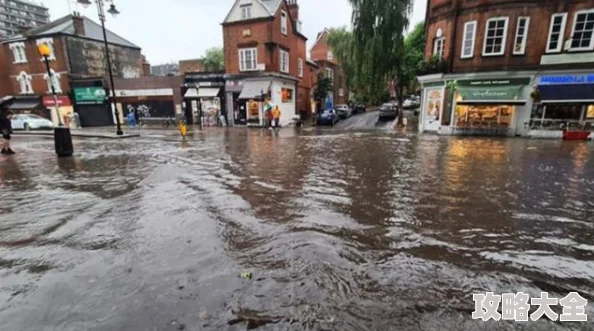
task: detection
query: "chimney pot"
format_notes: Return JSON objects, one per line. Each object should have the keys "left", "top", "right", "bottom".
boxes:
{"left": 72, "top": 15, "right": 85, "bottom": 36}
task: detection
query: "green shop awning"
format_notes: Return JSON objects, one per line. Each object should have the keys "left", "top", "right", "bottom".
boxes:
{"left": 454, "top": 78, "right": 530, "bottom": 105}
{"left": 456, "top": 86, "right": 526, "bottom": 104}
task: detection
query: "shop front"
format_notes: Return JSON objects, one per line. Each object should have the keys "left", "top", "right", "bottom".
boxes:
{"left": 72, "top": 84, "right": 113, "bottom": 128}
{"left": 9, "top": 96, "right": 50, "bottom": 120}
{"left": 225, "top": 75, "right": 297, "bottom": 127}
{"left": 42, "top": 96, "right": 74, "bottom": 127}
{"left": 529, "top": 73, "right": 594, "bottom": 140}
{"left": 420, "top": 77, "right": 531, "bottom": 136}
{"left": 183, "top": 73, "right": 226, "bottom": 126}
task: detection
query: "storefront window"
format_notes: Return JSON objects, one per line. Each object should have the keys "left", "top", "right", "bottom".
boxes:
{"left": 454, "top": 104, "right": 514, "bottom": 128}
{"left": 587, "top": 105, "right": 594, "bottom": 119}
{"left": 282, "top": 88, "right": 293, "bottom": 103}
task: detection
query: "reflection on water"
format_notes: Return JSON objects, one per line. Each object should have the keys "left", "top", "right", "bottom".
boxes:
{"left": 0, "top": 132, "right": 593, "bottom": 331}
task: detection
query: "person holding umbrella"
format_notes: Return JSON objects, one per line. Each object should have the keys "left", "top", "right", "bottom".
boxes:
{"left": 0, "top": 96, "right": 15, "bottom": 155}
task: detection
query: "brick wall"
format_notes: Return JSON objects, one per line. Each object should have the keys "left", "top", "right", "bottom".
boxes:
{"left": 426, "top": 0, "right": 594, "bottom": 73}
{"left": 179, "top": 59, "right": 204, "bottom": 74}
{"left": 0, "top": 40, "right": 10, "bottom": 96}
{"left": 3, "top": 36, "right": 69, "bottom": 96}
{"left": 224, "top": 19, "right": 272, "bottom": 74}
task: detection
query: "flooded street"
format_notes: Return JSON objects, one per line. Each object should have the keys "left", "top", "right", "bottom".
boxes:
{"left": 1, "top": 129, "right": 593, "bottom": 331}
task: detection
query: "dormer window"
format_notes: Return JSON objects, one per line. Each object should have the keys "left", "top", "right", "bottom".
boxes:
{"left": 241, "top": 4, "right": 252, "bottom": 20}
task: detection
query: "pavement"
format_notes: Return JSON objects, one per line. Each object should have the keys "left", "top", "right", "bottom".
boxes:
{"left": 13, "top": 127, "right": 141, "bottom": 139}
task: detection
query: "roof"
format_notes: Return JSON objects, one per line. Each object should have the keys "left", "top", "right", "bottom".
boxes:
{"left": 259, "top": 0, "right": 283, "bottom": 14}
{"left": 2, "top": 14, "right": 139, "bottom": 49}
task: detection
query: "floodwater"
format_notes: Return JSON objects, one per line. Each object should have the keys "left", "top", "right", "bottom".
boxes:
{"left": 1, "top": 129, "right": 593, "bottom": 331}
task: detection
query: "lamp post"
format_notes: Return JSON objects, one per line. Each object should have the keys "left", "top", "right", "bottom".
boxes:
{"left": 77, "top": 0, "right": 123, "bottom": 135}
{"left": 39, "top": 43, "right": 73, "bottom": 157}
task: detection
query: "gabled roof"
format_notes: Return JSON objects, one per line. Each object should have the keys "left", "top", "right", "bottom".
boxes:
{"left": 310, "top": 29, "right": 330, "bottom": 53}
{"left": 2, "top": 14, "right": 139, "bottom": 49}
{"left": 223, "top": 0, "right": 284, "bottom": 24}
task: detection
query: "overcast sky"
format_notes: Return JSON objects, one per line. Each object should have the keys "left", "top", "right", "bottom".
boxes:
{"left": 43, "top": 0, "right": 427, "bottom": 65}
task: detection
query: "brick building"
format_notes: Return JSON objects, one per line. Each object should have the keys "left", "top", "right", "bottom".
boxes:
{"left": 179, "top": 58, "right": 204, "bottom": 75}
{"left": 310, "top": 29, "right": 349, "bottom": 108}
{"left": 222, "top": 0, "right": 309, "bottom": 126}
{"left": 418, "top": 0, "right": 594, "bottom": 139}
{"left": 0, "top": 13, "right": 146, "bottom": 127}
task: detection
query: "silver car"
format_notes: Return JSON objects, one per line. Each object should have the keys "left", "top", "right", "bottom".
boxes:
{"left": 335, "top": 104, "right": 352, "bottom": 119}
{"left": 11, "top": 114, "right": 54, "bottom": 130}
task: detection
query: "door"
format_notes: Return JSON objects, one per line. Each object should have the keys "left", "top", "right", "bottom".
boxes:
{"left": 423, "top": 88, "right": 444, "bottom": 132}
{"left": 76, "top": 104, "right": 114, "bottom": 127}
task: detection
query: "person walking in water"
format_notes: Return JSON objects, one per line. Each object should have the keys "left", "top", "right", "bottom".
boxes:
{"left": 265, "top": 108, "right": 274, "bottom": 130}
{"left": 0, "top": 99, "right": 15, "bottom": 155}
{"left": 272, "top": 106, "right": 281, "bottom": 129}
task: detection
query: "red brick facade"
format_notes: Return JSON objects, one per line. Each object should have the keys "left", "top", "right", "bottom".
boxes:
{"left": 310, "top": 30, "right": 349, "bottom": 105}
{"left": 223, "top": 0, "right": 309, "bottom": 115}
{"left": 2, "top": 36, "right": 70, "bottom": 96}
{"left": 0, "top": 39, "right": 10, "bottom": 97}
{"left": 425, "top": 0, "right": 594, "bottom": 73}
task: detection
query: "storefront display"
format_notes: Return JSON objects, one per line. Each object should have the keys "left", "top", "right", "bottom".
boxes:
{"left": 422, "top": 88, "right": 443, "bottom": 132}
{"left": 454, "top": 104, "right": 514, "bottom": 129}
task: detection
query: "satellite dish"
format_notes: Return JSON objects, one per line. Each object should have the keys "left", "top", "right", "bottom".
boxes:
{"left": 436, "top": 28, "right": 443, "bottom": 38}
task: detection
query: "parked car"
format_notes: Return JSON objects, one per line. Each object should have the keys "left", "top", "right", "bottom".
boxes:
{"left": 335, "top": 104, "right": 352, "bottom": 119}
{"left": 379, "top": 103, "right": 398, "bottom": 121}
{"left": 11, "top": 114, "right": 53, "bottom": 130}
{"left": 317, "top": 109, "right": 339, "bottom": 126}
{"left": 403, "top": 96, "right": 421, "bottom": 109}
{"left": 353, "top": 103, "right": 366, "bottom": 114}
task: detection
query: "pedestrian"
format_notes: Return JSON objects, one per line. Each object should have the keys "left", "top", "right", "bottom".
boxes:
{"left": 0, "top": 101, "right": 15, "bottom": 155}
{"left": 265, "top": 109, "right": 274, "bottom": 130}
{"left": 272, "top": 106, "right": 281, "bottom": 129}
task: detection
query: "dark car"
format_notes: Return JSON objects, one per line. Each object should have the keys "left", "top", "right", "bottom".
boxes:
{"left": 353, "top": 103, "right": 366, "bottom": 114}
{"left": 379, "top": 103, "right": 398, "bottom": 121}
{"left": 317, "top": 109, "right": 339, "bottom": 126}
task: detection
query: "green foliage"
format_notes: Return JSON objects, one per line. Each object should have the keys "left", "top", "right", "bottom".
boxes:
{"left": 314, "top": 72, "right": 333, "bottom": 110}
{"left": 201, "top": 47, "right": 224, "bottom": 72}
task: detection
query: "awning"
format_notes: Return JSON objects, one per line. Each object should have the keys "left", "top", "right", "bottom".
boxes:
{"left": 197, "top": 88, "right": 220, "bottom": 98}
{"left": 9, "top": 97, "right": 41, "bottom": 110}
{"left": 456, "top": 85, "right": 526, "bottom": 105}
{"left": 539, "top": 84, "right": 594, "bottom": 103}
{"left": 238, "top": 80, "right": 271, "bottom": 100}
{"left": 184, "top": 88, "right": 198, "bottom": 98}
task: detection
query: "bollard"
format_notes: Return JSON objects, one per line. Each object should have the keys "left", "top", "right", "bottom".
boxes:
{"left": 54, "top": 126, "right": 73, "bottom": 157}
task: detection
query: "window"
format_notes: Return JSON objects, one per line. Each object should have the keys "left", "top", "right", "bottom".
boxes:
{"left": 461, "top": 21, "right": 477, "bottom": 58}
{"left": 240, "top": 4, "right": 252, "bottom": 20}
{"left": 36, "top": 38, "right": 55, "bottom": 60}
{"left": 434, "top": 37, "right": 445, "bottom": 58}
{"left": 44, "top": 69, "right": 61, "bottom": 93}
{"left": 16, "top": 71, "right": 32, "bottom": 94}
{"left": 239, "top": 48, "right": 257, "bottom": 71}
{"left": 280, "top": 10, "right": 287, "bottom": 35}
{"left": 546, "top": 13, "right": 567, "bottom": 53}
{"left": 513, "top": 17, "right": 530, "bottom": 55}
{"left": 570, "top": 9, "right": 594, "bottom": 51}
{"left": 298, "top": 58, "right": 303, "bottom": 77}
{"left": 281, "top": 88, "right": 293, "bottom": 102}
{"left": 9, "top": 42, "right": 26, "bottom": 63}
{"left": 482, "top": 17, "right": 509, "bottom": 56}
{"left": 327, "top": 51, "right": 333, "bottom": 61}
{"left": 326, "top": 68, "right": 334, "bottom": 81}
{"left": 280, "top": 49, "right": 289, "bottom": 73}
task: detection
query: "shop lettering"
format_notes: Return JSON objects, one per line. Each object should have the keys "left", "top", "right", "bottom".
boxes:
{"left": 539, "top": 74, "right": 594, "bottom": 85}
{"left": 470, "top": 80, "right": 511, "bottom": 86}
{"left": 472, "top": 90, "right": 508, "bottom": 97}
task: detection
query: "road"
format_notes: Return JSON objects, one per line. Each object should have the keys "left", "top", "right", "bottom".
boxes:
{"left": 1, "top": 131, "right": 593, "bottom": 331}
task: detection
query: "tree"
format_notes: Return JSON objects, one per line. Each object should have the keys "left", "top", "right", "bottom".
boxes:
{"left": 201, "top": 47, "right": 224, "bottom": 72}
{"left": 313, "top": 72, "right": 333, "bottom": 113}
{"left": 402, "top": 22, "right": 426, "bottom": 93}
{"left": 347, "top": 0, "right": 414, "bottom": 126}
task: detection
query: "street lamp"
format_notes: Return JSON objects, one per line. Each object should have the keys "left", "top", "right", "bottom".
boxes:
{"left": 38, "top": 43, "right": 73, "bottom": 157}
{"left": 77, "top": 0, "right": 123, "bottom": 135}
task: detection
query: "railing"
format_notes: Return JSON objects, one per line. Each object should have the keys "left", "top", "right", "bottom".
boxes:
{"left": 526, "top": 119, "right": 594, "bottom": 131}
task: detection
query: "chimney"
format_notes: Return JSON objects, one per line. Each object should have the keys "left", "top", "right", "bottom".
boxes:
{"left": 72, "top": 12, "right": 85, "bottom": 36}
{"left": 287, "top": 0, "right": 298, "bottom": 21}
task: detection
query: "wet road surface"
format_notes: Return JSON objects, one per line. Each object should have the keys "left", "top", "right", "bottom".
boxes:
{"left": 1, "top": 130, "right": 593, "bottom": 331}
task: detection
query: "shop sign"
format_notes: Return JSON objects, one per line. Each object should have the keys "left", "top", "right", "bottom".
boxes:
{"left": 42, "top": 95, "right": 72, "bottom": 107}
{"left": 538, "top": 74, "right": 594, "bottom": 85}
{"left": 74, "top": 87, "right": 106, "bottom": 104}
{"left": 456, "top": 78, "right": 531, "bottom": 87}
